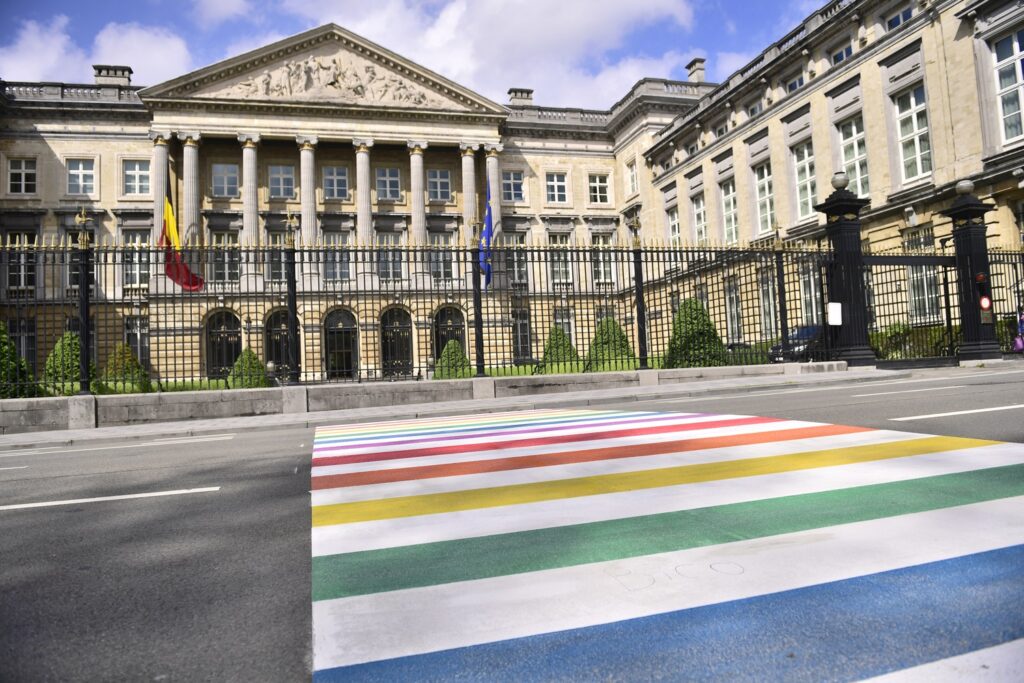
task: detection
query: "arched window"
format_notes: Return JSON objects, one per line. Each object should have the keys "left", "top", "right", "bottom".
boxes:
{"left": 433, "top": 306, "right": 465, "bottom": 360}
{"left": 265, "top": 309, "right": 291, "bottom": 375}
{"left": 380, "top": 308, "right": 412, "bottom": 378}
{"left": 206, "top": 311, "right": 241, "bottom": 379}
{"left": 324, "top": 309, "right": 358, "bottom": 379}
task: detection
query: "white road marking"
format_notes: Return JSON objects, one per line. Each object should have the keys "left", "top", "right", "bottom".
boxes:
{"left": 891, "top": 404, "right": 1024, "bottom": 422}
{"left": 0, "top": 448, "right": 62, "bottom": 458}
{"left": 0, "top": 466, "right": 29, "bottom": 471}
{"left": 0, "top": 434, "right": 235, "bottom": 459}
{"left": 852, "top": 385, "right": 966, "bottom": 398}
{"left": 0, "top": 486, "right": 221, "bottom": 511}
{"left": 147, "top": 434, "right": 236, "bottom": 444}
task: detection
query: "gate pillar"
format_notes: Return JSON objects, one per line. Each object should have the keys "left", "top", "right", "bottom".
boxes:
{"left": 814, "top": 172, "right": 876, "bottom": 366}
{"left": 941, "top": 180, "right": 1002, "bottom": 362}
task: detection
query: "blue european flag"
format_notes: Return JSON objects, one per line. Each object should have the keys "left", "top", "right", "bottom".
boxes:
{"left": 480, "top": 182, "right": 494, "bottom": 288}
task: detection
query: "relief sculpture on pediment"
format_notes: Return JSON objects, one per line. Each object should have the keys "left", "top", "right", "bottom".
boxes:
{"left": 208, "top": 49, "right": 454, "bottom": 109}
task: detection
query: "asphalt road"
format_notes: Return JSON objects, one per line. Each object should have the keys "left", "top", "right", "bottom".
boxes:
{"left": 1, "top": 364, "right": 1022, "bottom": 681}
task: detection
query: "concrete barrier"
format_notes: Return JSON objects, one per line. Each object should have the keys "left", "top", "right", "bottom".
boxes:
{"left": 0, "top": 396, "right": 70, "bottom": 434}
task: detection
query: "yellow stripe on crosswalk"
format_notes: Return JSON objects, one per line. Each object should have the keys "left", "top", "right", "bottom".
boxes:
{"left": 311, "top": 436, "right": 997, "bottom": 527}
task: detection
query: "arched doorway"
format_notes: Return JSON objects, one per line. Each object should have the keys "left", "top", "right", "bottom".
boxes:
{"left": 433, "top": 306, "right": 465, "bottom": 360}
{"left": 324, "top": 309, "right": 358, "bottom": 379}
{"left": 265, "top": 309, "right": 291, "bottom": 376}
{"left": 380, "top": 308, "right": 412, "bottom": 378}
{"left": 206, "top": 310, "right": 241, "bottom": 379}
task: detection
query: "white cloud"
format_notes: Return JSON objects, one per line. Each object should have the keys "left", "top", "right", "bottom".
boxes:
{"left": 0, "top": 15, "right": 90, "bottom": 83}
{"left": 220, "top": 32, "right": 291, "bottom": 63}
{"left": 192, "top": 0, "right": 252, "bottom": 27}
{"left": 279, "top": 0, "right": 697, "bottom": 108}
{"left": 712, "top": 51, "right": 756, "bottom": 82}
{"left": 0, "top": 16, "right": 193, "bottom": 87}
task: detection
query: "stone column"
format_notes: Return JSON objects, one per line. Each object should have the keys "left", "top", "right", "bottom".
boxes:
{"left": 178, "top": 132, "right": 201, "bottom": 243}
{"left": 150, "top": 131, "right": 170, "bottom": 243}
{"left": 484, "top": 143, "right": 503, "bottom": 237}
{"left": 354, "top": 138, "right": 374, "bottom": 244}
{"left": 460, "top": 142, "right": 478, "bottom": 244}
{"left": 297, "top": 135, "right": 318, "bottom": 245}
{"left": 238, "top": 133, "right": 260, "bottom": 240}
{"left": 408, "top": 141, "right": 428, "bottom": 245}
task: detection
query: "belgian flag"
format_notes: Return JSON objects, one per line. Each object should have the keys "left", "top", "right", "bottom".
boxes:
{"left": 160, "top": 175, "right": 204, "bottom": 291}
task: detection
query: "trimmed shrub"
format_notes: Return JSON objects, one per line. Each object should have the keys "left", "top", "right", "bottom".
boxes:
{"left": 0, "top": 322, "right": 36, "bottom": 398}
{"left": 228, "top": 347, "right": 270, "bottom": 388}
{"left": 99, "top": 342, "right": 150, "bottom": 393}
{"left": 540, "top": 325, "right": 579, "bottom": 372}
{"left": 434, "top": 339, "right": 471, "bottom": 379}
{"left": 586, "top": 318, "right": 635, "bottom": 371}
{"left": 43, "top": 331, "right": 95, "bottom": 395}
{"left": 663, "top": 298, "right": 728, "bottom": 368}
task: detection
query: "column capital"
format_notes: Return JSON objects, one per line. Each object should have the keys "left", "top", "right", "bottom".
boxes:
{"left": 407, "top": 140, "right": 428, "bottom": 154}
{"left": 149, "top": 130, "right": 172, "bottom": 145}
{"left": 237, "top": 133, "right": 261, "bottom": 147}
{"left": 460, "top": 142, "right": 480, "bottom": 155}
{"left": 353, "top": 138, "right": 375, "bottom": 153}
{"left": 484, "top": 143, "right": 504, "bottom": 156}
{"left": 177, "top": 131, "right": 202, "bottom": 146}
{"left": 296, "top": 135, "right": 319, "bottom": 149}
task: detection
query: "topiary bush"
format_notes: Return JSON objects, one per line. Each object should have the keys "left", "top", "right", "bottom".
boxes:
{"left": 0, "top": 322, "right": 36, "bottom": 398}
{"left": 586, "top": 317, "right": 635, "bottom": 372}
{"left": 99, "top": 342, "right": 150, "bottom": 393}
{"left": 43, "top": 331, "right": 96, "bottom": 395}
{"left": 434, "top": 339, "right": 471, "bottom": 379}
{"left": 663, "top": 298, "right": 728, "bottom": 368}
{"left": 228, "top": 347, "right": 270, "bottom": 388}
{"left": 540, "top": 325, "right": 579, "bottom": 373}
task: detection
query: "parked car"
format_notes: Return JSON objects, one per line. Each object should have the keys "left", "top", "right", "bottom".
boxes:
{"left": 768, "top": 325, "right": 824, "bottom": 363}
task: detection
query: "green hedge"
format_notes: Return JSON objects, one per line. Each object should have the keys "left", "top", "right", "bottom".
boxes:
{"left": 228, "top": 347, "right": 270, "bottom": 388}
{"left": 434, "top": 339, "right": 472, "bottom": 379}
{"left": 663, "top": 298, "right": 728, "bottom": 368}
{"left": 96, "top": 342, "right": 150, "bottom": 394}
{"left": 585, "top": 318, "right": 635, "bottom": 372}
{"left": 0, "top": 322, "right": 36, "bottom": 398}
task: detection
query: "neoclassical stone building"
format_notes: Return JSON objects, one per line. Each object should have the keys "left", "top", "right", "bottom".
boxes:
{"left": 1, "top": 0, "right": 1022, "bottom": 381}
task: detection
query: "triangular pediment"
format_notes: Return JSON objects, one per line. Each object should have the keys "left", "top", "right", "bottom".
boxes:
{"left": 139, "top": 24, "right": 505, "bottom": 116}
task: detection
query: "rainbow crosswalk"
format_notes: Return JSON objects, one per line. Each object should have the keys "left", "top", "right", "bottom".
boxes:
{"left": 310, "top": 408, "right": 1024, "bottom": 681}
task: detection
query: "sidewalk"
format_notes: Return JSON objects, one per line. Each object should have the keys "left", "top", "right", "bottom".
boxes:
{"left": 0, "top": 367, "right": 908, "bottom": 449}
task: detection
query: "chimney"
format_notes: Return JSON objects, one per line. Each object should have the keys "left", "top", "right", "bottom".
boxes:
{"left": 686, "top": 58, "right": 706, "bottom": 83}
{"left": 508, "top": 87, "right": 534, "bottom": 106}
{"left": 93, "top": 65, "right": 133, "bottom": 86}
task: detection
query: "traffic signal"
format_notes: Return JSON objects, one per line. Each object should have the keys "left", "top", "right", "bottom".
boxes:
{"left": 975, "top": 272, "right": 994, "bottom": 323}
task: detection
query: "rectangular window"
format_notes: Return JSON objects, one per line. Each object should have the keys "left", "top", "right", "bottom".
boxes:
{"left": 5, "top": 231, "right": 37, "bottom": 292}
{"left": 725, "top": 277, "right": 743, "bottom": 343}
{"left": 627, "top": 161, "right": 638, "bottom": 195}
{"left": 502, "top": 170, "right": 525, "bottom": 202}
{"left": 210, "top": 231, "right": 240, "bottom": 283}
{"left": 800, "top": 261, "right": 823, "bottom": 325}
{"left": 839, "top": 116, "right": 870, "bottom": 197}
{"left": 8, "top": 318, "right": 36, "bottom": 374}
{"left": 8, "top": 158, "right": 37, "bottom": 194}
{"left": 122, "top": 159, "right": 150, "bottom": 196}
{"left": 323, "top": 166, "right": 349, "bottom": 200}
{"left": 895, "top": 84, "right": 931, "bottom": 181}
{"left": 324, "top": 231, "right": 351, "bottom": 282}
{"left": 376, "top": 167, "right": 401, "bottom": 201}
{"left": 553, "top": 307, "right": 574, "bottom": 345}
{"left": 760, "top": 268, "right": 779, "bottom": 337}
{"left": 591, "top": 233, "right": 614, "bottom": 285}
{"left": 427, "top": 169, "right": 452, "bottom": 202}
{"left": 720, "top": 178, "right": 738, "bottom": 245}
{"left": 994, "top": 30, "right": 1024, "bottom": 143}
{"left": 269, "top": 165, "right": 295, "bottom": 199}
{"left": 512, "top": 307, "right": 531, "bottom": 361}
{"left": 905, "top": 227, "right": 940, "bottom": 322}
{"left": 67, "top": 158, "right": 95, "bottom": 195}
{"left": 754, "top": 163, "right": 775, "bottom": 235}
{"left": 266, "top": 231, "right": 287, "bottom": 281}
{"left": 747, "top": 101, "right": 763, "bottom": 118}
{"left": 793, "top": 141, "right": 816, "bottom": 220}
{"left": 125, "top": 316, "right": 150, "bottom": 368}
{"left": 122, "top": 229, "right": 150, "bottom": 288}
{"left": 787, "top": 74, "right": 805, "bottom": 93}
{"left": 832, "top": 43, "right": 853, "bottom": 65}
{"left": 546, "top": 172, "right": 567, "bottom": 203}
{"left": 66, "top": 229, "right": 95, "bottom": 290}
{"left": 886, "top": 5, "right": 913, "bottom": 31}
{"left": 692, "top": 193, "right": 707, "bottom": 244}
{"left": 376, "top": 231, "right": 403, "bottom": 280}
{"left": 588, "top": 173, "right": 609, "bottom": 204}
{"left": 549, "top": 233, "right": 572, "bottom": 285}
{"left": 212, "top": 164, "right": 239, "bottom": 197}
{"left": 715, "top": 123, "right": 728, "bottom": 138}
{"left": 429, "top": 231, "right": 455, "bottom": 280}
{"left": 505, "top": 232, "right": 529, "bottom": 285}
{"left": 667, "top": 207, "right": 681, "bottom": 247}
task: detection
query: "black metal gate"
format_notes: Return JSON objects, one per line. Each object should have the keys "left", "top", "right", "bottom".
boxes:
{"left": 206, "top": 311, "right": 241, "bottom": 379}
{"left": 324, "top": 309, "right": 358, "bottom": 379}
{"left": 381, "top": 308, "right": 413, "bottom": 378}
{"left": 433, "top": 306, "right": 465, "bottom": 359}
{"left": 863, "top": 253, "right": 959, "bottom": 365}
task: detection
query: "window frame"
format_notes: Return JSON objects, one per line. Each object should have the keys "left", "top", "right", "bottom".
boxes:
{"left": 838, "top": 115, "right": 870, "bottom": 197}
{"left": 322, "top": 165, "right": 350, "bottom": 201}
{"left": 66, "top": 157, "right": 97, "bottom": 197}
{"left": 792, "top": 141, "right": 817, "bottom": 221}
{"left": 692, "top": 192, "right": 707, "bottom": 244}
{"left": 375, "top": 167, "right": 402, "bottom": 202}
{"left": 545, "top": 171, "right": 569, "bottom": 205}
{"left": 7, "top": 157, "right": 38, "bottom": 196}
{"left": 268, "top": 164, "right": 296, "bottom": 200}
{"left": 626, "top": 160, "right": 638, "bottom": 195}
{"left": 720, "top": 177, "right": 738, "bottom": 245}
{"left": 121, "top": 158, "right": 151, "bottom": 198}
{"left": 427, "top": 168, "right": 453, "bottom": 203}
{"left": 548, "top": 232, "right": 573, "bottom": 285}
{"left": 993, "top": 28, "right": 1024, "bottom": 145}
{"left": 502, "top": 169, "right": 526, "bottom": 203}
{"left": 122, "top": 228, "right": 151, "bottom": 289}
{"left": 590, "top": 233, "right": 615, "bottom": 285}
{"left": 885, "top": 4, "right": 913, "bottom": 32}
{"left": 588, "top": 173, "right": 610, "bottom": 205}
{"left": 753, "top": 162, "right": 775, "bottom": 235}
{"left": 894, "top": 83, "right": 932, "bottom": 183}
{"left": 211, "top": 163, "right": 240, "bottom": 198}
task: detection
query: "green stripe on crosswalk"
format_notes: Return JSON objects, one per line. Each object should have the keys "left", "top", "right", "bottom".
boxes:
{"left": 312, "top": 464, "right": 1024, "bottom": 601}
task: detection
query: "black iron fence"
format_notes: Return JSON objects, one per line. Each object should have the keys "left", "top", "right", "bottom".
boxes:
{"left": 989, "top": 249, "right": 1024, "bottom": 352}
{"left": 0, "top": 240, "right": 833, "bottom": 397}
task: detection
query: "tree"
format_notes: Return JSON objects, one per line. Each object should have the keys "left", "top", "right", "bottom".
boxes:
{"left": 100, "top": 342, "right": 150, "bottom": 393}
{"left": 228, "top": 347, "right": 270, "bottom": 388}
{"left": 586, "top": 317, "right": 635, "bottom": 371}
{"left": 663, "top": 298, "right": 728, "bottom": 368}
{"left": 540, "top": 325, "right": 579, "bottom": 372}
{"left": 434, "top": 339, "right": 471, "bottom": 379}
{"left": 0, "top": 322, "right": 36, "bottom": 398}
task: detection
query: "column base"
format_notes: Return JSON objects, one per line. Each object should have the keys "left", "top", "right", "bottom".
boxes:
{"left": 832, "top": 344, "right": 878, "bottom": 367}
{"left": 957, "top": 340, "right": 1003, "bottom": 362}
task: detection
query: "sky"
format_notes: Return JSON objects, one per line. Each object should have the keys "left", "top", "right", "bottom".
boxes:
{"left": 0, "top": 0, "right": 822, "bottom": 109}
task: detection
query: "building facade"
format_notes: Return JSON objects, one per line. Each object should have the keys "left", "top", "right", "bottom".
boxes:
{"left": 1, "top": 0, "right": 1022, "bottom": 382}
